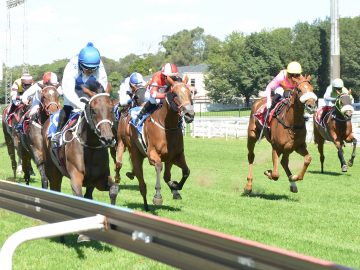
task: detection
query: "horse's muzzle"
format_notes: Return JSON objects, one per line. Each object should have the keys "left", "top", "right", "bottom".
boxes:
{"left": 305, "top": 103, "right": 317, "bottom": 114}
{"left": 182, "top": 105, "right": 195, "bottom": 123}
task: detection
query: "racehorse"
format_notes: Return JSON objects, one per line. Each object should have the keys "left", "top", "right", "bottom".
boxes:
{"left": 20, "top": 85, "right": 61, "bottom": 188}
{"left": 116, "top": 76, "right": 195, "bottom": 211}
{"left": 313, "top": 91, "right": 356, "bottom": 172}
{"left": 245, "top": 75, "right": 317, "bottom": 194}
{"left": 2, "top": 102, "right": 32, "bottom": 183}
{"left": 42, "top": 82, "right": 118, "bottom": 209}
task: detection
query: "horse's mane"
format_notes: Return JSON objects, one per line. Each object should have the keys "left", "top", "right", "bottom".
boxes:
{"left": 84, "top": 80, "right": 105, "bottom": 94}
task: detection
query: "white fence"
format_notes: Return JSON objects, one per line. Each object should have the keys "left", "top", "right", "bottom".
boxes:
{"left": 190, "top": 115, "right": 360, "bottom": 143}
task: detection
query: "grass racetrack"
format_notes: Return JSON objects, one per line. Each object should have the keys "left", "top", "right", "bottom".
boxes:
{"left": 0, "top": 125, "right": 359, "bottom": 269}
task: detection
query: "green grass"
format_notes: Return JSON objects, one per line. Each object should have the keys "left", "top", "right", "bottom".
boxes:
{"left": 1, "top": 126, "right": 360, "bottom": 269}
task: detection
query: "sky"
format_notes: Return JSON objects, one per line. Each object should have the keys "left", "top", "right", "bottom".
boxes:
{"left": 0, "top": 0, "right": 359, "bottom": 67}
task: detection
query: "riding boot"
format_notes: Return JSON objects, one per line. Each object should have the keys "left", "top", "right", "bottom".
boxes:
{"left": 134, "top": 101, "right": 155, "bottom": 126}
{"left": 51, "top": 108, "right": 68, "bottom": 145}
{"left": 270, "top": 93, "right": 282, "bottom": 111}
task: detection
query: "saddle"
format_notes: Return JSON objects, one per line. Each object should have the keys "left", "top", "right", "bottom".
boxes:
{"left": 254, "top": 99, "right": 288, "bottom": 128}
{"left": 314, "top": 106, "right": 333, "bottom": 128}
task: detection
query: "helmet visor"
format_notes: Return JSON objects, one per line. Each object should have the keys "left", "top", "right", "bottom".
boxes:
{"left": 80, "top": 63, "right": 98, "bottom": 72}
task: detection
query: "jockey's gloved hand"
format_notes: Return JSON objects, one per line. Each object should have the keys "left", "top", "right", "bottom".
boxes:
{"left": 78, "top": 102, "right": 86, "bottom": 110}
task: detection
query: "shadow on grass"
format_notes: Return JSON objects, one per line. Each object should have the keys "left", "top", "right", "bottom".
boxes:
{"left": 3, "top": 176, "right": 37, "bottom": 184}
{"left": 123, "top": 202, "right": 181, "bottom": 214}
{"left": 50, "top": 235, "right": 113, "bottom": 259}
{"left": 307, "top": 170, "right": 343, "bottom": 176}
{"left": 120, "top": 183, "right": 139, "bottom": 191}
{"left": 241, "top": 192, "right": 298, "bottom": 201}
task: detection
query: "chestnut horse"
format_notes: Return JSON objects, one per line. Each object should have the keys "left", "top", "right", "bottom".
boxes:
{"left": 42, "top": 82, "right": 118, "bottom": 209}
{"left": 245, "top": 75, "right": 317, "bottom": 194}
{"left": 20, "top": 85, "right": 61, "bottom": 188}
{"left": 313, "top": 92, "right": 356, "bottom": 172}
{"left": 2, "top": 102, "right": 32, "bottom": 183}
{"left": 115, "top": 76, "right": 195, "bottom": 211}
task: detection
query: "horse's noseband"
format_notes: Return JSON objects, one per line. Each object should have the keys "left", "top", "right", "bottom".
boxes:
{"left": 85, "top": 93, "right": 113, "bottom": 136}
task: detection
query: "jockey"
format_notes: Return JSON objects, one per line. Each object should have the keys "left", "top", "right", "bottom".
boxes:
{"left": 118, "top": 72, "right": 146, "bottom": 107}
{"left": 134, "top": 63, "right": 180, "bottom": 126}
{"left": 323, "top": 78, "right": 354, "bottom": 106}
{"left": 52, "top": 42, "right": 108, "bottom": 144}
{"left": 265, "top": 61, "right": 302, "bottom": 110}
{"left": 21, "top": 72, "right": 62, "bottom": 118}
{"left": 7, "top": 73, "right": 34, "bottom": 116}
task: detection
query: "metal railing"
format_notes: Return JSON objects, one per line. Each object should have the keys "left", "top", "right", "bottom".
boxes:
{"left": 0, "top": 180, "right": 354, "bottom": 270}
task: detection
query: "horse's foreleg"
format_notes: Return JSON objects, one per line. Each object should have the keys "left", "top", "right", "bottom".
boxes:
{"left": 245, "top": 124, "right": 257, "bottom": 194}
{"left": 347, "top": 137, "right": 357, "bottom": 167}
{"left": 153, "top": 160, "right": 163, "bottom": 206}
{"left": 131, "top": 150, "right": 148, "bottom": 211}
{"left": 264, "top": 148, "right": 280, "bottom": 181}
{"left": 108, "top": 176, "right": 119, "bottom": 205}
{"left": 335, "top": 141, "right": 347, "bottom": 172}
{"left": 84, "top": 187, "right": 94, "bottom": 200}
{"left": 280, "top": 153, "right": 298, "bottom": 193}
{"left": 164, "top": 162, "right": 181, "bottom": 200}
{"left": 171, "top": 153, "right": 190, "bottom": 191}
{"left": 294, "top": 144, "right": 312, "bottom": 181}
{"left": 3, "top": 129, "right": 17, "bottom": 178}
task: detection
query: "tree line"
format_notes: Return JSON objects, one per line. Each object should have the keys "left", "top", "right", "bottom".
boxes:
{"left": 1, "top": 16, "right": 359, "bottom": 104}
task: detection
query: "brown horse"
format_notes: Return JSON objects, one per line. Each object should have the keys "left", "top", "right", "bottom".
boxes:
{"left": 313, "top": 92, "right": 356, "bottom": 173}
{"left": 245, "top": 75, "right": 317, "bottom": 194}
{"left": 42, "top": 82, "right": 118, "bottom": 208}
{"left": 2, "top": 102, "right": 32, "bottom": 183}
{"left": 115, "top": 76, "right": 195, "bottom": 211}
{"left": 20, "top": 85, "right": 61, "bottom": 188}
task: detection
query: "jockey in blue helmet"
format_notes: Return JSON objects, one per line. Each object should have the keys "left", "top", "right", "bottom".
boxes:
{"left": 118, "top": 72, "right": 146, "bottom": 107}
{"left": 52, "top": 42, "right": 108, "bottom": 145}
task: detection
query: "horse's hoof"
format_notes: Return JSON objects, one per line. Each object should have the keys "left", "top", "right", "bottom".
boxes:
{"left": 243, "top": 188, "right": 252, "bottom": 195}
{"left": 153, "top": 196, "right": 163, "bottom": 206}
{"left": 341, "top": 165, "right": 348, "bottom": 172}
{"left": 290, "top": 186, "right": 298, "bottom": 193}
{"left": 264, "top": 170, "right": 272, "bottom": 179}
{"left": 172, "top": 190, "right": 182, "bottom": 200}
{"left": 289, "top": 175, "right": 299, "bottom": 181}
{"left": 347, "top": 161, "right": 353, "bottom": 167}
{"left": 77, "top": 234, "right": 91, "bottom": 243}
{"left": 126, "top": 172, "right": 134, "bottom": 180}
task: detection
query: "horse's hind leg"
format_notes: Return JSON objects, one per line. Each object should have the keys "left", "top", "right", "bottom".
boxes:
{"left": 245, "top": 118, "right": 257, "bottom": 194}
{"left": 347, "top": 137, "right": 357, "bottom": 167}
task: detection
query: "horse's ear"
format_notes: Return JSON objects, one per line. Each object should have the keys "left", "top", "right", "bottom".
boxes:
{"left": 306, "top": 75, "right": 312, "bottom": 81}
{"left": 166, "top": 76, "right": 175, "bottom": 86}
{"left": 348, "top": 88, "right": 352, "bottom": 95}
{"left": 106, "top": 83, "right": 112, "bottom": 94}
{"left": 81, "top": 85, "right": 95, "bottom": 97}
{"left": 37, "top": 82, "right": 45, "bottom": 89}
{"left": 182, "top": 75, "right": 189, "bottom": 84}
{"left": 336, "top": 89, "right": 341, "bottom": 96}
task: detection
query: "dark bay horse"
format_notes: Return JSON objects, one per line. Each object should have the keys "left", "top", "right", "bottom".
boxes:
{"left": 42, "top": 82, "right": 118, "bottom": 208}
{"left": 116, "top": 76, "right": 195, "bottom": 211}
{"left": 2, "top": 102, "right": 32, "bottom": 183}
{"left": 313, "top": 91, "right": 356, "bottom": 172}
{"left": 20, "top": 85, "right": 61, "bottom": 188}
{"left": 245, "top": 75, "right": 317, "bottom": 194}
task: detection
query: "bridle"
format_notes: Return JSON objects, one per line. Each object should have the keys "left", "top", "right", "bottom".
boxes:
{"left": 41, "top": 86, "right": 60, "bottom": 115}
{"left": 84, "top": 93, "right": 114, "bottom": 137}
